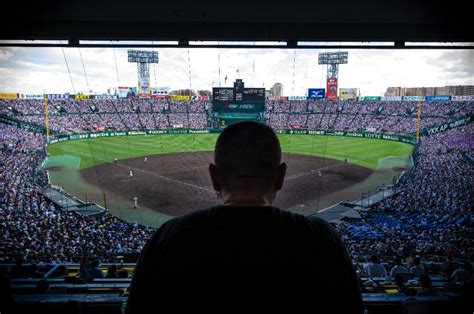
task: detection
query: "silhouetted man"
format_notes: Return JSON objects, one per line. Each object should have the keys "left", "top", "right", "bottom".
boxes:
{"left": 127, "top": 121, "right": 363, "bottom": 313}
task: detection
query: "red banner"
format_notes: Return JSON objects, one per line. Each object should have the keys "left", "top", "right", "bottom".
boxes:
{"left": 150, "top": 94, "right": 170, "bottom": 99}
{"left": 326, "top": 78, "right": 338, "bottom": 100}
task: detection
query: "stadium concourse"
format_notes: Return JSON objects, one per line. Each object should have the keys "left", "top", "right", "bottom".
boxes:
{"left": 0, "top": 98, "right": 473, "bottom": 313}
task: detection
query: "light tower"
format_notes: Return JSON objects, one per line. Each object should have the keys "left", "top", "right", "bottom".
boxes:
{"left": 127, "top": 50, "right": 159, "bottom": 97}
{"left": 318, "top": 51, "right": 348, "bottom": 100}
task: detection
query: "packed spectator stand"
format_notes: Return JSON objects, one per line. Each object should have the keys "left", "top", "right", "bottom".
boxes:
{"left": 0, "top": 98, "right": 473, "bottom": 313}
{"left": 1, "top": 98, "right": 471, "bottom": 135}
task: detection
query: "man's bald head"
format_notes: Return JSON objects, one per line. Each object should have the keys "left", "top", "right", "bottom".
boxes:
{"left": 212, "top": 121, "right": 284, "bottom": 192}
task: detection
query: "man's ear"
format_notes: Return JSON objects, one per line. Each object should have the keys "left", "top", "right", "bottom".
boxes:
{"left": 209, "top": 164, "right": 221, "bottom": 192}
{"left": 274, "top": 162, "right": 287, "bottom": 191}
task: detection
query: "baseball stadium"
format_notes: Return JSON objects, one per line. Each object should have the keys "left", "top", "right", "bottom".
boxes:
{"left": 1, "top": 2, "right": 473, "bottom": 312}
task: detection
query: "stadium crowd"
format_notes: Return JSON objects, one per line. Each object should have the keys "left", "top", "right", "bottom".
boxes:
{"left": 1, "top": 98, "right": 472, "bottom": 135}
{"left": 337, "top": 124, "right": 473, "bottom": 278}
{"left": 0, "top": 124, "right": 154, "bottom": 263}
{"left": 0, "top": 99, "right": 473, "bottom": 289}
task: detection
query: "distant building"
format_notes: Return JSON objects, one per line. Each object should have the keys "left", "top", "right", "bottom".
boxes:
{"left": 171, "top": 89, "right": 196, "bottom": 96}
{"left": 384, "top": 85, "right": 474, "bottom": 96}
{"left": 265, "top": 90, "right": 272, "bottom": 99}
{"left": 270, "top": 83, "right": 284, "bottom": 97}
{"left": 198, "top": 90, "right": 212, "bottom": 97}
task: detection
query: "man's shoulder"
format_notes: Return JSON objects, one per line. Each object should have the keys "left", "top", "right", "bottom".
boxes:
{"left": 171, "top": 205, "right": 323, "bottom": 226}
{"left": 156, "top": 205, "right": 336, "bottom": 240}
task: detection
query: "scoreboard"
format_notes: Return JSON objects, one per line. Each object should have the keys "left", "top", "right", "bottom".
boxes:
{"left": 213, "top": 88, "right": 234, "bottom": 101}
{"left": 213, "top": 87, "right": 265, "bottom": 102}
{"left": 212, "top": 80, "right": 265, "bottom": 127}
{"left": 243, "top": 88, "right": 265, "bottom": 101}
{"left": 213, "top": 79, "right": 265, "bottom": 102}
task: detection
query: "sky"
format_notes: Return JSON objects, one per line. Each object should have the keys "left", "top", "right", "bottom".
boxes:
{"left": 0, "top": 47, "right": 473, "bottom": 96}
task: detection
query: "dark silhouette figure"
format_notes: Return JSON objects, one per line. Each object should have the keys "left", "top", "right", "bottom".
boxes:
{"left": 106, "top": 265, "right": 117, "bottom": 278}
{"left": 127, "top": 121, "right": 363, "bottom": 313}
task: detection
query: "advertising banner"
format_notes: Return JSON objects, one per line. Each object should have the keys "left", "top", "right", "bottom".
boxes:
{"left": 326, "top": 78, "right": 338, "bottom": 100}
{"left": 422, "top": 115, "right": 472, "bottom": 136}
{"left": 49, "top": 129, "right": 211, "bottom": 144}
{"left": 359, "top": 96, "right": 381, "bottom": 101}
{"left": 19, "top": 94, "right": 43, "bottom": 100}
{"left": 92, "top": 95, "right": 117, "bottom": 100}
{"left": 47, "top": 94, "right": 69, "bottom": 100}
{"left": 118, "top": 87, "right": 137, "bottom": 98}
{"left": 0, "top": 93, "right": 18, "bottom": 99}
{"left": 269, "top": 96, "right": 289, "bottom": 101}
{"left": 403, "top": 96, "right": 425, "bottom": 101}
{"left": 74, "top": 94, "right": 91, "bottom": 100}
{"left": 307, "top": 88, "right": 326, "bottom": 99}
{"left": 339, "top": 88, "right": 358, "bottom": 100}
{"left": 151, "top": 87, "right": 170, "bottom": 96}
{"left": 170, "top": 95, "right": 191, "bottom": 101}
{"left": 288, "top": 96, "right": 307, "bottom": 100}
{"left": 47, "top": 128, "right": 417, "bottom": 145}
{"left": 150, "top": 94, "right": 170, "bottom": 99}
{"left": 451, "top": 95, "right": 474, "bottom": 101}
{"left": 381, "top": 96, "right": 403, "bottom": 101}
{"left": 138, "top": 77, "right": 150, "bottom": 98}
{"left": 425, "top": 95, "right": 451, "bottom": 101}
{"left": 191, "top": 95, "right": 210, "bottom": 100}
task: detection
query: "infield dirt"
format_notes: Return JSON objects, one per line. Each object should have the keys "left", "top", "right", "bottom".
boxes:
{"left": 80, "top": 151, "right": 373, "bottom": 216}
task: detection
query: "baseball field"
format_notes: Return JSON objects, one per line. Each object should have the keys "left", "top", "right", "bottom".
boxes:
{"left": 44, "top": 134, "right": 413, "bottom": 227}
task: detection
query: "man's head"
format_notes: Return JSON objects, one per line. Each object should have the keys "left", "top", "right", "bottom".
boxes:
{"left": 209, "top": 121, "right": 286, "bottom": 205}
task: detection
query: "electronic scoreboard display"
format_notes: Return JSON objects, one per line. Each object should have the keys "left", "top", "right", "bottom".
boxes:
{"left": 243, "top": 88, "right": 265, "bottom": 101}
{"left": 212, "top": 80, "right": 265, "bottom": 120}
{"left": 212, "top": 87, "right": 264, "bottom": 102}
{"left": 212, "top": 88, "right": 234, "bottom": 101}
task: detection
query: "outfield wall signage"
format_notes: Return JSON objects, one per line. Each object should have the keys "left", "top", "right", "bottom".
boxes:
{"left": 92, "top": 95, "right": 117, "bottom": 100}
{"left": 274, "top": 129, "right": 417, "bottom": 144}
{"left": 425, "top": 95, "right": 451, "bottom": 101}
{"left": 48, "top": 129, "right": 211, "bottom": 144}
{"left": 358, "top": 96, "right": 381, "bottom": 101}
{"left": 339, "top": 88, "right": 358, "bottom": 100}
{"left": 307, "top": 88, "right": 325, "bottom": 99}
{"left": 381, "top": 96, "right": 403, "bottom": 101}
{"left": 47, "top": 94, "right": 69, "bottom": 100}
{"left": 19, "top": 94, "right": 43, "bottom": 100}
{"left": 288, "top": 96, "right": 308, "bottom": 100}
{"left": 118, "top": 87, "right": 137, "bottom": 98}
{"left": 48, "top": 128, "right": 416, "bottom": 145}
{"left": 191, "top": 95, "right": 209, "bottom": 100}
{"left": 403, "top": 96, "right": 425, "bottom": 101}
{"left": 451, "top": 95, "right": 474, "bottom": 101}
{"left": 170, "top": 95, "right": 191, "bottom": 101}
{"left": 74, "top": 94, "right": 91, "bottom": 100}
{"left": 268, "top": 96, "right": 289, "bottom": 101}
{"left": 0, "top": 93, "right": 18, "bottom": 99}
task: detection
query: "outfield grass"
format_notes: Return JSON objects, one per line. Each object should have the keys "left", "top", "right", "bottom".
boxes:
{"left": 47, "top": 134, "right": 413, "bottom": 170}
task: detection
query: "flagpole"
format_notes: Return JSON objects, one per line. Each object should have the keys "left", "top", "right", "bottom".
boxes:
{"left": 252, "top": 59, "right": 255, "bottom": 87}
{"left": 218, "top": 50, "right": 221, "bottom": 87}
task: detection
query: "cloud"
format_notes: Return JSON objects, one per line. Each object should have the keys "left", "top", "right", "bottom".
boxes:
{"left": 0, "top": 47, "right": 473, "bottom": 95}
